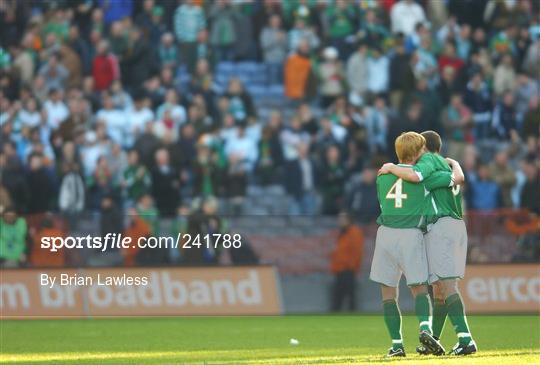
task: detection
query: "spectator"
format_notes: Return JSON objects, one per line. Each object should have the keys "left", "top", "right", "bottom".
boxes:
{"left": 389, "top": 38, "right": 415, "bottom": 110}
{"left": 405, "top": 77, "right": 442, "bottom": 132}
{"left": 260, "top": 14, "right": 288, "bottom": 85}
{"left": 18, "top": 98, "right": 42, "bottom": 129}
{"left": 147, "top": 6, "right": 166, "bottom": 46}
{"left": 43, "top": 88, "right": 69, "bottom": 130}
{"left": 58, "top": 162, "right": 85, "bottom": 217}
{"left": 468, "top": 163, "right": 501, "bottom": 210}
{"left": 281, "top": 115, "right": 310, "bottom": 161}
{"left": 98, "top": 0, "right": 133, "bottom": 26}
{"left": 224, "top": 78, "right": 256, "bottom": 121}
{"left": 325, "top": 0, "right": 357, "bottom": 60}
{"left": 366, "top": 46, "right": 389, "bottom": 96}
{"left": 224, "top": 123, "right": 258, "bottom": 173}
{"left": 158, "top": 33, "right": 178, "bottom": 68}
{"left": 492, "top": 90, "right": 517, "bottom": 141}
{"left": 319, "top": 47, "right": 345, "bottom": 108}
{"left": 346, "top": 42, "right": 369, "bottom": 101}
{"left": 123, "top": 149, "right": 151, "bottom": 205}
{"left": 87, "top": 156, "right": 117, "bottom": 211}
{"left": 391, "top": 0, "right": 426, "bottom": 36}
{"left": 122, "top": 27, "right": 152, "bottom": 90}
{"left": 38, "top": 53, "right": 69, "bottom": 92}
{"left": 126, "top": 95, "right": 154, "bottom": 146}
{"left": 284, "top": 40, "right": 312, "bottom": 101}
{"left": 414, "top": 36, "right": 440, "bottom": 88}
{"left": 522, "top": 95, "right": 540, "bottom": 151}
{"left": 364, "top": 96, "right": 390, "bottom": 153}
{"left": 437, "top": 65, "right": 461, "bottom": 106}
{"left": 193, "top": 143, "right": 222, "bottom": 198}
{"left": 387, "top": 101, "right": 425, "bottom": 156}
{"left": 288, "top": 18, "right": 320, "bottom": 52}
{"left": 209, "top": 0, "right": 238, "bottom": 63}
{"left": 519, "top": 156, "right": 540, "bottom": 215}
{"left": 442, "top": 93, "right": 473, "bottom": 162}
{"left": 151, "top": 148, "right": 180, "bottom": 217}
{"left": 514, "top": 74, "right": 539, "bottom": 123}
{"left": 359, "top": 9, "right": 390, "bottom": 47}
{"left": 110, "top": 80, "right": 133, "bottom": 111}
{"left": 96, "top": 92, "right": 127, "bottom": 146}
{"left": 174, "top": 0, "right": 206, "bottom": 72}
{"left": 26, "top": 153, "right": 54, "bottom": 214}
{"left": 0, "top": 207, "right": 27, "bottom": 268}
{"left": 438, "top": 41, "right": 465, "bottom": 77}
{"left": 523, "top": 37, "right": 540, "bottom": 83}
{"left": 285, "top": 143, "right": 317, "bottom": 215}
{"left": 330, "top": 211, "right": 364, "bottom": 311}
{"left": 464, "top": 72, "right": 492, "bottom": 140}
{"left": 92, "top": 40, "right": 119, "bottom": 91}
{"left": 10, "top": 44, "right": 34, "bottom": 84}
{"left": 488, "top": 149, "right": 517, "bottom": 208}
{"left": 255, "top": 124, "right": 284, "bottom": 185}
{"left": 122, "top": 208, "right": 151, "bottom": 266}
{"left": 345, "top": 168, "right": 380, "bottom": 223}
{"left": 97, "top": 194, "right": 123, "bottom": 265}
{"left": 320, "top": 145, "right": 346, "bottom": 215}
{"left": 493, "top": 54, "right": 516, "bottom": 97}
{"left": 30, "top": 215, "right": 67, "bottom": 267}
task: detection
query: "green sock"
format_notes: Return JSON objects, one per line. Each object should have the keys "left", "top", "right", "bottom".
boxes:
{"left": 432, "top": 298, "right": 447, "bottom": 339}
{"left": 383, "top": 299, "right": 403, "bottom": 350}
{"left": 415, "top": 293, "right": 432, "bottom": 333}
{"left": 446, "top": 293, "right": 472, "bottom": 345}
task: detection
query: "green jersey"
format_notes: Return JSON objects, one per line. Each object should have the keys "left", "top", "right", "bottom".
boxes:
{"left": 0, "top": 217, "right": 27, "bottom": 261}
{"left": 413, "top": 153, "right": 464, "bottom": 219}
{"left": 376, "top": 164, "right": 453, "bottom": 229}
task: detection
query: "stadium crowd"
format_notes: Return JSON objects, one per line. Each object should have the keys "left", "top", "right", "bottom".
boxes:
{"left": 0, "top": 0, "right": 539, "bottom": 267}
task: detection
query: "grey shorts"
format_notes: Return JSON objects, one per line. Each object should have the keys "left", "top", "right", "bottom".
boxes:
{"left": 370, "top": 226, "right": 428, "bottom": 287}
{"left": 425, "top": 217, "right": 467, "bottom": 284}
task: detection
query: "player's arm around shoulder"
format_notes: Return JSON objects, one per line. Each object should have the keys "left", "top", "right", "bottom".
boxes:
{"left": 424, "top": 170, "right": 454, "bottom": 191}
{"left": 378, "top": 163, "right": 420, "bottom": 182}
{"left": 445, "top": 157, "right": 465, "bottom": 185}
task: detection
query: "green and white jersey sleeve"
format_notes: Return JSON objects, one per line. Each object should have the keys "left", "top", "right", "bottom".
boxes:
{"left": 418, "top": 154, "right": 464, "bottom": 220}
{"left": 424, "top": 171, "right": 454, "bottom": 191}
{"left": 413, "top": 153, "right": 451, "bottom": 181}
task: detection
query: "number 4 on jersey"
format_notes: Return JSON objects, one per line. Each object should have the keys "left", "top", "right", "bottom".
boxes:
{"left": 386, "top": 178, "right": 408, "bottom": 208}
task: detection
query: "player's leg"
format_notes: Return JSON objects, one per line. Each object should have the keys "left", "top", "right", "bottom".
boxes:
{"left": 431, "top": 281, "right": 448, "bottom": 340}
{"left": 427, "top": 217, "right": 476, "bottom": 355}
{"left": 409, "top": 284, "right": 445, "bottom": 355}
{"left": 331, "top": 272, "right": 345, "bottom": 311}
{"left": 409, "top": 284, "right": 432, "bottom": 333}
{"left": 370, "top": 226, "right": 404, "bottom": 357}
{"left": 381, "top": 285, "right": 405, "bottom": 356}
{"left": 400, "top": 228, "right": 444, "bottom": 355}
{"left": 416, "top": 282, "right": 446, "bottom": 355}
{"left": 441, "top": 279, "right": 477, "bottom": 355}
{"left": 424, "top": 226, "right": 448, "bottom": 342}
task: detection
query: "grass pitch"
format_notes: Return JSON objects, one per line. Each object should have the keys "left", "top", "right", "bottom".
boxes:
{"left": 1, "top": 315, "right": 539, "bottom": 364}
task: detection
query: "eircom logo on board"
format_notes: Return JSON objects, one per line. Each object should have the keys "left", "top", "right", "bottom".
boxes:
{"left": 460, "top": 265, "right": 540, "bottom": 313}
{"left": 467, "top": 276, "right": 540, "bottom": 303}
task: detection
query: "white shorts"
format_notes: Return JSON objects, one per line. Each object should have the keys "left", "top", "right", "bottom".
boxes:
{"left": 370, "top": 226, "right": 428, "bottom": 287}
{"left": 425, "top": 217, "right": 467, "bottom": 284}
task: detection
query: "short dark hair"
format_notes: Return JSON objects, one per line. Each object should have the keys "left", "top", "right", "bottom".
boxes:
{"left": 421, "top": 130, "right": 442, "bottom": 153}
